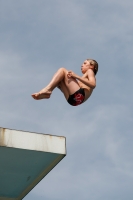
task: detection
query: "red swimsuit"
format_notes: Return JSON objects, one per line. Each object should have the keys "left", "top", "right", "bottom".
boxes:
{"left": 67, "top": 88, "right": 85, "bottom": 106}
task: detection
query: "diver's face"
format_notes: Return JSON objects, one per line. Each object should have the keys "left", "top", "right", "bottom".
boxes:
{"left": 81, "top": 60, "right": 91, "bottom": 74}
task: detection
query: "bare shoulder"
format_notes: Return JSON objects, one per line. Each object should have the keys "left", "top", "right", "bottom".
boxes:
{"left": 87, "top": 69, "right": 95, "bottom": 77}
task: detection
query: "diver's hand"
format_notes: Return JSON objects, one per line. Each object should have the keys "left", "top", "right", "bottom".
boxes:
{"left": 67, "top": 71, "right": 77, "bottom": 78}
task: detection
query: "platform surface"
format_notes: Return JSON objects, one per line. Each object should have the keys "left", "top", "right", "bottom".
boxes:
{"left": 0, "top": 127, "right": 66, "bottom": 200}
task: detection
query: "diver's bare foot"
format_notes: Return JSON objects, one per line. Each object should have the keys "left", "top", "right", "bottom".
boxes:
{"left": 31, "top": 91, "right": 51, "bottom": 100}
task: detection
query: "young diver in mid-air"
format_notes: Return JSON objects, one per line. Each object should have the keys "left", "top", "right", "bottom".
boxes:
{"left": 31, "top": 59, "right": 98, "bottom": 106}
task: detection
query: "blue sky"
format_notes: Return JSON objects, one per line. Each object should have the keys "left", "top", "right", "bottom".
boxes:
{"left": 0, "top": 0, "right": 133, "bottom": 199}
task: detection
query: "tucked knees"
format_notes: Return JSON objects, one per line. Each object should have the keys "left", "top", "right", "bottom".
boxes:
{"left": 56, "top": 68, "right": 68, "bottom": 82}
{"left": 59, "top": 67, "right": 66, "bottom": 71}
{"left": 57, "top": 67, "right": 67, "bottom": 74}
{"left": 56, "top": 68, "right": 68, "bottom": 88}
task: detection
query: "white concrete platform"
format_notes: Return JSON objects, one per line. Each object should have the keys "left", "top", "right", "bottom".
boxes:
{"left": 0, "top": 127, "right": 66, "bottom": 200}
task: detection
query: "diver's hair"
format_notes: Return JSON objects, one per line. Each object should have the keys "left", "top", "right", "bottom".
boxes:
{"left": 87, "top": 59, "right": 98, "bottom": 75}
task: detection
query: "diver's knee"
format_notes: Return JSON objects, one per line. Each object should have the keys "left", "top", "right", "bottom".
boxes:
{"left": 58, "top": 67, "right": 67, "bottom": 73}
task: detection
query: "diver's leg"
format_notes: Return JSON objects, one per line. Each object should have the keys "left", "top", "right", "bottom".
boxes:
{"left": 32, "top": 68, "right": 80, "bottom": 100}
{"left": 32, "top": 68, "right": 66, "bottom": 100}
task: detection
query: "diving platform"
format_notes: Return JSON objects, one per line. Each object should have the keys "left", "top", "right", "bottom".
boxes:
{"left": 0, "top": 127, "right": 66, "bottom": 200}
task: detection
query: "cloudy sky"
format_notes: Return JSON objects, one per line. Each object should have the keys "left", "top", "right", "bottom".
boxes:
{"left": 0, "top": 0, "right": 133, "bottom": 199}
